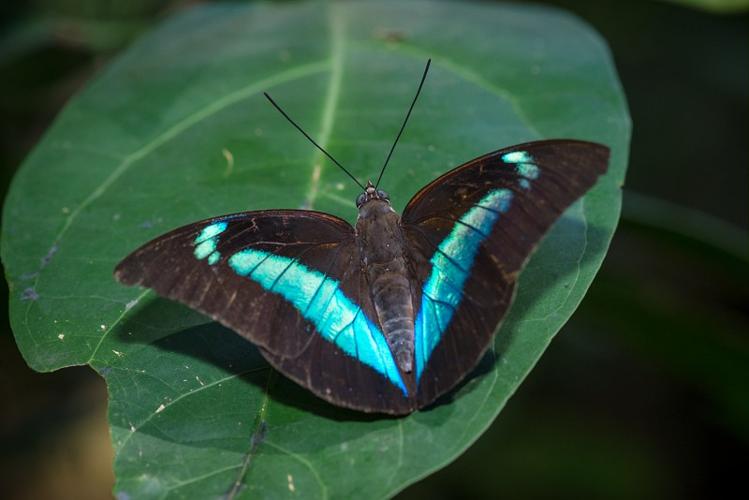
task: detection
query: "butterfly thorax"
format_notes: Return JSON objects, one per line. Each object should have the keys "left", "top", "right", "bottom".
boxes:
{"left": 355, "top": 198, "right": 415, "bottom": 374}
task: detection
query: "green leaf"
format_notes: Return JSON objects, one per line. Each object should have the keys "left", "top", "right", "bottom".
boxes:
{"left": 2, "top": 1, "right": 630, "bottom": 498}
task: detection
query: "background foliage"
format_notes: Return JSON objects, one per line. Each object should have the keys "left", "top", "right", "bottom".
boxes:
{"left": 0, "top": 0, "right": 747, "bottom": 499}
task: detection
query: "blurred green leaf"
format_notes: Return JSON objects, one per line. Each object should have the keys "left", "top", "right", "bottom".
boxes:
{"left": 623, "top": 191, "right": 749, "bottom": 262}
{"left": 586, "top": 192, "right": 749, "bottom": 440}
{"left": 0, "top": 17, "right": 148, "bottom": 59}
{"left": 2, "top": 1, "right": 629, "bottom": 498}
{"left": 659, "top": 0, "right": 749, "bottom": 13}
{"left": 0, "top": 0, "right": 170, "bottom": 60}
{"left": 30, "top": 0, "right": 170, "bottom": 19}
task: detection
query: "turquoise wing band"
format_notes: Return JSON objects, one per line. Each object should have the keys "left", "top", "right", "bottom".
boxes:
{"left": 227, "top": 248, "right": 407, "bottom": 395}
{"left": 414, "top": 149, "right": 543, "bottom": 384}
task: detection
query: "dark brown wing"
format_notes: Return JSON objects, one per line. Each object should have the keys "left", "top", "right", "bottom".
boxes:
{"left": 400, "top": 139, "right": 610, "bottom": 408}
{"left": 115, "top": 209, "right": 412, "bottom": 414}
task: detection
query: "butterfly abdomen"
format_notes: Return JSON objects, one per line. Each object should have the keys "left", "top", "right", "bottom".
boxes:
{"left": 356, "top": 200, "right": 416, "bottom": 375}
{"left": 370, "top": 266, "right": 414, "bottom": 373}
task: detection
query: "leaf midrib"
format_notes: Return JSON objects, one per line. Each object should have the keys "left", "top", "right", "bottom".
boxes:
{"left": 224, "top": 5, "right": 345, "bottom": 497}
{"left": 303, "top": 4, "right": 345, "bottom": 209}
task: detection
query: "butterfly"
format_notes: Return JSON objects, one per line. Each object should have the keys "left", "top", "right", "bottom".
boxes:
{"left": 114, "top": 60, "right": 609, "bottom": 415}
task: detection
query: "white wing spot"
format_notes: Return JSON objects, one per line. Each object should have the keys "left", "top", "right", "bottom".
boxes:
{"left": 155, "top": 404, "right": 165, "bottom": 414}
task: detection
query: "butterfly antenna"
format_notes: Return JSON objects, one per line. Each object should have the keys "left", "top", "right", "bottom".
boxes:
{"left": 264, "top": 92, "right": 365, "bottom": 191}
{"left": 375, "top": 58, "right": 431, "bottom": 189}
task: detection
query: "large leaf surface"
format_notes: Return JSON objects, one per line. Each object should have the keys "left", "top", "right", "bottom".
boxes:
{"left": 2, "top": 1, "right": 630, "bottom": 498}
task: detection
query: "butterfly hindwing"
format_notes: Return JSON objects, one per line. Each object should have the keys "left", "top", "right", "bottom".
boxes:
{"left": 259, "top": 258, "right": 414, "bottom": 414}
{"left": 401, "top": 139, "right": 610, "bottom": 406}
{"left": 114, "top": 210, "right": 410, "bottom": 413}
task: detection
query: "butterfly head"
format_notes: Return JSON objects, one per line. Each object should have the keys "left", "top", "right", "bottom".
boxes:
{"left": 356, "top": 180, "right": 390, "bottom": 208}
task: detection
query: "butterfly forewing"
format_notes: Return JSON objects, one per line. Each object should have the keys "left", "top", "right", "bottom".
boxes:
{"left": 115, "top": 210, "right": 412, "bottom": 413}
{"left": 401, "top": 140, "right": 609, "bottom": 407}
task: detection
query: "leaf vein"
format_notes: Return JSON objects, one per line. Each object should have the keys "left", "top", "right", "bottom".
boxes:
{"left": 263, "top": 441, "right": 329, "bottom": 500}
{"left": 226, "top": 369, "right": 275, "bottom": 499}
{"left": 115, "top": 366, "right": 268, "bottom": 455}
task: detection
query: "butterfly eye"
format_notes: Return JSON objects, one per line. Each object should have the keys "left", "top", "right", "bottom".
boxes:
{"left": 356, "top": 193, "right": 366, "bottom": 207}
{"left": 377, "top": 190, "right": 390, "bottom": 201}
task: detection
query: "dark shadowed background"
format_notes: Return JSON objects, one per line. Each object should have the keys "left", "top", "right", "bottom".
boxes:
{"left": 0, "top": 1, "right": 746, "bottom": 499}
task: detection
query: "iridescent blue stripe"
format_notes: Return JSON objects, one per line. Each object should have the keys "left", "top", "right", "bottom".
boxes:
{"left": 414, "top": 189, "right": 514, "bottom": 383}
{"left": 228, "top": 249, "right": 407, "bottom": 395}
